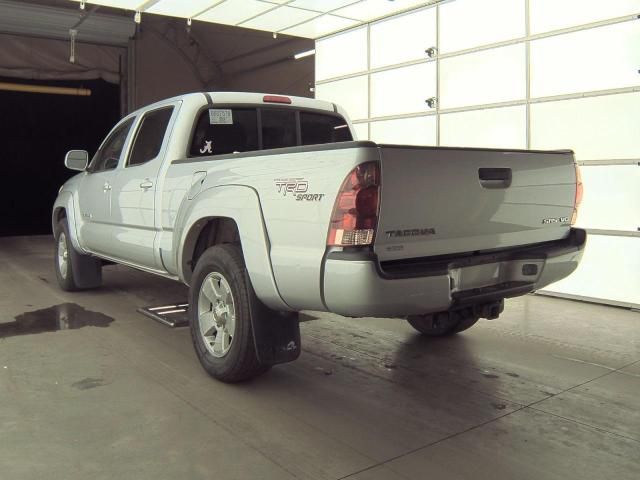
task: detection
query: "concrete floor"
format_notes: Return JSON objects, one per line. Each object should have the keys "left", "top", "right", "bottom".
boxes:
{"left": 1, "top": 236, "right": 639, "bottom": 480}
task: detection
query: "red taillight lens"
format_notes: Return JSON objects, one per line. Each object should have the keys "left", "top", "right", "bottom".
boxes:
{"left": 327, "top": 162, "right": 380, "bottom": 246}
{"left": 571, "top": 163, "right": 583, "bottom": 225}
{"left": 263, "top": 95, "right": 292, "bottom": 104}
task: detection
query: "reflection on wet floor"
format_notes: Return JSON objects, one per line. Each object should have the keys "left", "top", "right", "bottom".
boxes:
{"left": 0, "top": 303, "right": 114, "bottom": 338}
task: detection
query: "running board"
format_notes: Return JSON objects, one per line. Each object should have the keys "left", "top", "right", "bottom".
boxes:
{"left": 137, "top": 303, "right": 189, "bottom": 328}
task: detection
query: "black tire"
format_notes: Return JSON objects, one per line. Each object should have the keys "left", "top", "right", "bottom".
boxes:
{"left": 189, "top": 244, "right": 270, "bottom": 383}
{"left": 54, "top": 219, "right": 102, "bottom": 291}
{"left": 407, "top": 310, "right": 479, "bottom": 337}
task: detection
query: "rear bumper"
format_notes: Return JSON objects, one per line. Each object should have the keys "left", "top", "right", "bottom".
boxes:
{"left": 322, "top": 228, "right": 586, "bottom": 317}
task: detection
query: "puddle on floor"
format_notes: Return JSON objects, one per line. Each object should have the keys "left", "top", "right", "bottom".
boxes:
{"left": 0, "top": 303, "right": 114, "bottom": 339}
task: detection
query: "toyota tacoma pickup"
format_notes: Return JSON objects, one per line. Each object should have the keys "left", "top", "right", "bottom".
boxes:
{"left": 53, "top": 92, "right": 586, "bottom": 382}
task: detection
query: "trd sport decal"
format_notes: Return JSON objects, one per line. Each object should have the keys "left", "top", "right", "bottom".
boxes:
{"left": 542, "top": 216, "right": 570, "bottom": 225}
{"left": 275, "top": 178, "right": 325, "bottom": 202}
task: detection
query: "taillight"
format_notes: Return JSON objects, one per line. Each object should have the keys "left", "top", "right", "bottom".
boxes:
{"left": 571, "top": 163, "right": 583, "bottom": 225}
{"left": 327, "top": 162, "right": 380, "bottom": 246}
{"left": 263, "top": 95, "right": 291, "bottom": 104}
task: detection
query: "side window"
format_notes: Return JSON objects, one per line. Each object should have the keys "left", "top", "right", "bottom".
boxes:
{"left": 300, "top": 113, "right": 353, "bottom": 145}
{"left": 128, "top": 107, "right": 174, "bottom": 167}
{"left": 89, "top": 118, "right": 134, "bottom": 172}
{"left": 261, "top": 109, "right": 297, "bottom": 150}
{"left": 190, "top": 108, "right": 258, "bottom": 157}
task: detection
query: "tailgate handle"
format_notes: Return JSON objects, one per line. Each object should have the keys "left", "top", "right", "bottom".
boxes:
{"left": 478, "top": 168, "right": 512, "bottom": 189}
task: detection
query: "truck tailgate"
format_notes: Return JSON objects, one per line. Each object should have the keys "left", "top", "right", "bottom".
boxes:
{"left": 374, "top": 146, "right": 577, "bottom": 262}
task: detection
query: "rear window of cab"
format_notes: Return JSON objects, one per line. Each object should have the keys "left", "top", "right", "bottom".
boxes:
{"left": 189, "top": 107, "right": 352, "bottom": 157}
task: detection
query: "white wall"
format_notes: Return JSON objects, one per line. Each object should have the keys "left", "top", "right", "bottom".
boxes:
{"left": 315, "top": 0, "right": 640, "bottom": 308}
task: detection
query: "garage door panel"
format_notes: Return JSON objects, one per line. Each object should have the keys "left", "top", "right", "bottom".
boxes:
{"left": 370, "top": 63, "right": 436, "bottom": 118}
{"left": 316, "top": 26, "right": 367, "bottom": 81}
{"left": 575, "top": 165, "right": 640, "bottom": 233}
{"left": 315, "top": 75, "right": 369, "bottom": 121}
{"left": 542, "top": 235, "right": 640, "bottom": 307}
{"left": 370, "top": 8, "right": 436, "bottom": 68}
{"left": 530, "top": 93, "right": 640, "bottom": 161}
{"left": 530, "top": 0, "right": 640, "bottom": 34}
{"left": 440, "top": 105, "right": 527, "bottom": 149}
{"left": 369, "top": 116, "right": 436, "bottom": 146}
{"left": 440, "top": 44, "right": 526, "bottom": 109}
{"left": 439, "top": 0, "right": 525, "bottom": 53}
{"left": 531, "top": 22, "right": 640, "bottom": 98}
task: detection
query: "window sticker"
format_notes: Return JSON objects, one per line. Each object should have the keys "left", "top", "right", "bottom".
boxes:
{"left": 209, "top": 109, "right": 233, "bottom": 125}
{"left": 199, "top": 140, "right": 213, "bottom": 154}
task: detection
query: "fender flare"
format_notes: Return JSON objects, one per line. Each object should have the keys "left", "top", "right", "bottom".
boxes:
{"left": 175, "top": 184, "right": 291, "bottom": 312}
{"left": 52, "top": 191, "right": 87, "bottom": 254}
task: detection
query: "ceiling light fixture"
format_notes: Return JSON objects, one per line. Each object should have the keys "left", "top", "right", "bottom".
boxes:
{"left": 134, "top": 10, "right": 141, "bottom": 24}
{"left": 294, "top": 49, "right": 315, "bottom": 60}
{"left": 0, "top": 82, "right": 92, "bottom": 97}
{"left": 69, "top": 29, "right": 77, "bottom": 63}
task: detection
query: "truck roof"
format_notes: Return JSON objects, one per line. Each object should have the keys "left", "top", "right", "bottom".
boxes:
{"left": 133, "top": 91, "right": 338, "bottom": 117}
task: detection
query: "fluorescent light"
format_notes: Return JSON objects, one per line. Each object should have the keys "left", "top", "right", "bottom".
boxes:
{"left": 294, "top": 49, "right": 316, "bottom": 60}
{"left": 0, "top": 82, "right": 92, "bottom": 96}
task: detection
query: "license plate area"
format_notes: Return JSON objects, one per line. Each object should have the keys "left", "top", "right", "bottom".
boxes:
{"left": 450, "top": 259, "right": 544, "bottom": 293}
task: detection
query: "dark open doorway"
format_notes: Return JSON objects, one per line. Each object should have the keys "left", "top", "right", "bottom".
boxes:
{"left": 0, "top": 77, "right": 120, "bottom": 236}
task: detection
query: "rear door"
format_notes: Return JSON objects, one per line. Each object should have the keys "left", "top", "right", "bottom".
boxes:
{"left": 109, "top": 104, "right": 177, "bottom": 269}
{"left": 374, "top": 146, "right": 577, "bottom": 261}
{"left": 77, "top": 117, "right": 135, "bottom": 255}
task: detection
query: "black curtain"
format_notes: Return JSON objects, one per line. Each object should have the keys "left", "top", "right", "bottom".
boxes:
{"left": 0, "top": 77, "right": 120, "bottom": 236}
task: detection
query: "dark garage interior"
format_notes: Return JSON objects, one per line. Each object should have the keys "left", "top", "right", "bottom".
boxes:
{"left": 0, "top": 77, "right": 120, "bottom": 236}
{"left": 0, "top": 1, "right": 638, "bottom": 479}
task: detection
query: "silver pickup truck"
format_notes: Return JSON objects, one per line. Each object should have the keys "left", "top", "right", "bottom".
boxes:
{"left": 53, "top": 92, "right": 586, "bottom": 382}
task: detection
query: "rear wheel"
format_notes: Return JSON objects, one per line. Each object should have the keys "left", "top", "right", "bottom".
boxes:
{"left": 189, "top": 244, "right": 270, "bottom": 383}
{"left": 407, "top": 310, "right": 479, "bottom": 337}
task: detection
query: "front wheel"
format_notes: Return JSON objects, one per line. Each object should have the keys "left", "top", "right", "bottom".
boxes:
{"left": 54, "top": 219, "right": 102, "bottom": 291}
{"left": 189, "top": 244, "right": 270, "bottom": 383}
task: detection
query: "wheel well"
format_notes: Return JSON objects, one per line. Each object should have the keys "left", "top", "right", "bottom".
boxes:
{"left": 183, "top": 217, "right": 241, "bottom": 284}
{"left": 53, "top": 208, "right": 67, "bottom": 235}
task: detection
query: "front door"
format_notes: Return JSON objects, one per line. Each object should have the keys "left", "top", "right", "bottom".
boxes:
{"left": 77, "top": 117, "right": 135, "bottom": 256}
{"left": 109, "top": 105, "right": 176, "bottom": 269}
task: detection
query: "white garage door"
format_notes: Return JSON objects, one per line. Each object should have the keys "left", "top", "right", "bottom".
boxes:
{"left": 315, "top": 0, "right": 640, "bottom": 308}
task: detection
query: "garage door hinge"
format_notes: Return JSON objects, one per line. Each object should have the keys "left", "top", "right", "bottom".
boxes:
{"left": 69, "top": 29, "right": 77, "bottom": 64}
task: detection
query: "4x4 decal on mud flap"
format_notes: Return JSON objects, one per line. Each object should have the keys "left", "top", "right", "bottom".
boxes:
{"left": 275, "top": 178, "right": 325, "bottom": 202}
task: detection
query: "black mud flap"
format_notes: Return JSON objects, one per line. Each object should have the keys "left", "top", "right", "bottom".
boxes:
{"left": 69, "top": 246, "right": 102, "bottom": 289}
{"left": 248, "top": 289, "right": 301, "bottom": 366}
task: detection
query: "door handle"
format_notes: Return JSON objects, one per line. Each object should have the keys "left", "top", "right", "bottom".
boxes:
{"left": 103, "top": 182, "right": 112, "bottom": 191}
{"left": 140, "top": 180, "right": 154, "bottom": 190}
{"left": 478, "top": 168, "right": 512, "bottom": 189}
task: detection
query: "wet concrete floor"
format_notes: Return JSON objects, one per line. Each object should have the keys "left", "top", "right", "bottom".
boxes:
{"left": 1, "top": 236, "right": 639, "bottom": 480}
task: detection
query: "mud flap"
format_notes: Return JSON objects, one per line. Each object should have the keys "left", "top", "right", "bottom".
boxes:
{"left": 69, "top": 244, "right": 102, "bottom": 289}
{"left": 247, "top": 284, "right": 301, "bottom": 366}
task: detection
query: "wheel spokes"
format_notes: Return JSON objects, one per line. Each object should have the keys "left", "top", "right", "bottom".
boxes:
{"left": 58, "top": 234, "right": 68, "bottom": 278}
{"left": 201, "top": 277, "right": 218, "bottom": 303}
{"left": 199, "top": 310, "right": 216, "bottom": 339}
{"left": 213, "top": 329, "right": 231, "bottom": 356}
{"left": 225, "top": 303, "right": 236, "bottom": 335}
{"left": 197, "top": 271, "right": 237, "bottom": 358}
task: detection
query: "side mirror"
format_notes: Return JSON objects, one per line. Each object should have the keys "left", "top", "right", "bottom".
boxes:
{"left": 65, "top": 150, "right": 89, "bottom": 171}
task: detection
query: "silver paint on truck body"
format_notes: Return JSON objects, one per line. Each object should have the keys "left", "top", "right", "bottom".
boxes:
{"left": 53, "top": 91, "right": 584, "bottom": 318}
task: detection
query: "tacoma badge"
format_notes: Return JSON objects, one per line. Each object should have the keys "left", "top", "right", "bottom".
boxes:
{"left": 386, "top": 228, "right": 436, "bottom": 238}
